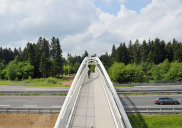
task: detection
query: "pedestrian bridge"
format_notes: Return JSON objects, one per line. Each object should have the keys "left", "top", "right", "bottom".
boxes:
{"left": 54, "top": 57, "right": 132, "bottom": 128}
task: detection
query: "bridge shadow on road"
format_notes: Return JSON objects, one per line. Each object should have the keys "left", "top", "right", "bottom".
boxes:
{"left": 120, "top": 95, "right": 148, "bottom": 128}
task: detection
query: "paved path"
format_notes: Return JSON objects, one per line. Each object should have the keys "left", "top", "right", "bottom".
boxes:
{"left": 71, "top": 73, "right": 116, "bottom": 128}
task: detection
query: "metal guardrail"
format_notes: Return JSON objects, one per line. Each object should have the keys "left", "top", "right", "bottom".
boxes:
{"left": 0, "top": 91, "right": 68, "bottom": 95}
{"left": 124, "top": 107, "right": 182, "bottom": 113}
{"left": 0, "top": 83, "right": 66, "bottom": 86}
{"left": 0, "top": 107, "right": 61, "bottom": 114}
{"left": 118, "top": 91, "right": 182, "bottom": 94}
{"left": 95, "top": 57, "right": 132, "bottom": 128}
{"left": 1, "top": 90, "right": 182, "bottom": 96}
{"left": 114, "top": 83, "right": 182, "bottom": 86}
{"left": 1, "top": 107, "right": 181, "bottom": 114}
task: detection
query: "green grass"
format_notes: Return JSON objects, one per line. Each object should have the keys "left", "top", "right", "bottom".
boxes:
{"left": 0, "top": 77, "right": 68, "bottom": 86}
{"left": 128, "top": 113, "right": 182, "bottom": 128}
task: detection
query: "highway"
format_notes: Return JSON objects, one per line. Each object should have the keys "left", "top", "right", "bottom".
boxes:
{"left": 0, "top": 85, "right": 69, "bottom": 91}
{"left": 1, "top": 85, "right": 182, "bottom": 92}
{"left": 0, "top": 95, "right": 181, "bottom": 108}
{"left": 0, "top": 96, "right": 65, "bottom": 108}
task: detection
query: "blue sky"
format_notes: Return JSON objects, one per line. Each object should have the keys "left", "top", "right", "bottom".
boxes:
{"left": 1, "top": 0, "right": 182, "bottom": 57}
{"left": 94, "top": 0, "right": 182, "bottom": 15}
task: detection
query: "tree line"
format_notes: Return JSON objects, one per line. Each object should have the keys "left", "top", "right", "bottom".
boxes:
{"left": 100, "top": 38, "right": 182, "bottom": 69}
{"left": 100, "top": 38, "right": 182, "bottom": 83}
{"left": 1, "top": 37, "right": 182, "bottom": 83}
{"left": 0, "top": 37, "right": 63, "bottom": 80}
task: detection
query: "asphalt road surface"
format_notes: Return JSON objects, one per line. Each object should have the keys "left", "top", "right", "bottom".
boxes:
{"left": 0, "top": 96, "right": 65, "bottom": 108}
{"left": 1, "top": 85, "right": 182, "bottom": 91}
{"left": 0, "top": 95, "right": 182, "bottom": 108}
{"left": 0, "top": 85, "right": 69, "bottom": 91}
{"left": 119, "top": 95, "right": 182, "bottom": 108}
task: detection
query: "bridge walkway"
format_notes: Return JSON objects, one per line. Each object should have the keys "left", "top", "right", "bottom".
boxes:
{"left": 71, "top": 73, "right": 116, "bottom": 128}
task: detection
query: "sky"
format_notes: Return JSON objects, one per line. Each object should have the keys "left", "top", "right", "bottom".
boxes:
{"left": 0, "top": 0, "right": 182, "bottom": 58}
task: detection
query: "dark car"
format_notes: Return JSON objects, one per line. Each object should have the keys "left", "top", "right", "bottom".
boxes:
{"left": 154, "top": 96, "right": 179, "bottom": 105}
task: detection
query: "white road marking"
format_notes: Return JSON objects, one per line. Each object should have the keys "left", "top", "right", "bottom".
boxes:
{"left": 0, "top": 105, "right": 10, "bottom": 106}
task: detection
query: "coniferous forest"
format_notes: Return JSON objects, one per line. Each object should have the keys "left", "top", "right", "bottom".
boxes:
{"left": 1, "top": 37, "right": 182, "bottom": 83}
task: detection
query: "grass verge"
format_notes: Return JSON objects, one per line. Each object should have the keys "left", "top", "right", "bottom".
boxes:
{"left": 0, "top": 77, "right": 69, "bottom": 86}
{"left": 128, "top": 113, "right": 182, "bottom": 128}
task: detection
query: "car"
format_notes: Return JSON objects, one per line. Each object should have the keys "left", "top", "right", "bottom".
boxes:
{"left": 154, "top": 96, "right": 179, "bottom": 105}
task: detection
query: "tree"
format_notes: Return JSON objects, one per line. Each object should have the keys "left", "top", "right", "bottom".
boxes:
{"left": 128, "top": 40, "right": 133, "bottom": 63}
{"left": 54, "top": 38, "right": 63, "bottom": 78}
{"left": 173, "top": 43, "right": 182, "bottom": 62}
{"left": 50, "top": 37, "right": 57, "bottom": 59}
{"left": 13, "top": 48, "right": 19, "bottom": 59}
{"left": 0, "top": 58, "right": 6, "bottom": 79}
{"left": 111, "top": 44, "right": 116, "bottom": 62}
{"left": 165, "top": 42, "right": 173, "bottom": 62}
{"left": 82, "top": 50, "right": 89, "bottom": 59}
{"left": 140, "top": 40, "right": 148, "bottom": 62}
{"left": 73, "top": 62, "right": 80, "bottom": 73}
{"left": 132, "top": 39, "right": 140, "bottom": 63}
{"left": 39, "top": 52, "right": 47, "bottom": 78}
{"left": 42, "top": 38, "right": 50, "bottom": 58}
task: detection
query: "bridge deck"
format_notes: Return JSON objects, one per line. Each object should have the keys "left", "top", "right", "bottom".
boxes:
{"left": 71, "top": 73, "right": 116, "bottom": 128}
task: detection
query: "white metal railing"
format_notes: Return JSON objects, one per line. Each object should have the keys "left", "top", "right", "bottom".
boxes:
{"left": 54, "top": 57, "right": 88, "bottom": 128}
{"left": 54, "top": 57, "right": 132, "bottom": 128}
{"left": 94, "top": 57, "right": 132, "bottom": 128}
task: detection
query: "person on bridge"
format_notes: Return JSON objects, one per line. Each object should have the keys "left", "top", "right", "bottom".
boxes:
{"left": 88, "top": 69, "right": 91, "bottom": 79}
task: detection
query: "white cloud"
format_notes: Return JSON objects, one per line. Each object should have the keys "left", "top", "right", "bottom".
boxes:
{"left": 0, "top": 0, "right": 182, "bottom": 58}
{"left": 102, "top": 0, "right": 126, "bottom": 4}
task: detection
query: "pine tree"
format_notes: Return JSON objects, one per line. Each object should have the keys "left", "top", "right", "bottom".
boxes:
{"left": 34, "top": 37, "right": 43, "bottom": 78}
{"left": 115, "top": 43, "right": 123, "bottom": 62}
{"left": 140, "top": 40, "right": 148, "bottom": 62}
{"left": 50, "top": 37, "right": 56, "bottom": 59}
{"left": 128, "top": 40, "right": 133, "bottom": 63}
{"left": 165, "top": 42, "right": 173, "bottom": 62}
{"left": 122, "top": 43, "right": 129, "bottom": 64}
{"left": 0, "top": 47, "right": 2, "bottom": 59}
{"left": 54, "top": 38, "right": 63, "bottom": 78}
{"left": 133, "top": 39, "right": 140, "bottom": 63}
{"left": 82, "top": 50, "right": 89, "bottom": 59}
{"left": 27, "top": 43, "right": 35, "bottom": 66}
{"left": 13, "top": 48, "right": 19, "bottom": 59}
{"left": 42, "top": 38, "right": 50, "bottom": 58}
{"left": 39, "top": 52, "right": 47, "bottom": 78}
{"left": 173, "top": 43, "right": 182, "bottom": 62}
{"left": 111, "top": 44, "right": 116, "bottom": 62}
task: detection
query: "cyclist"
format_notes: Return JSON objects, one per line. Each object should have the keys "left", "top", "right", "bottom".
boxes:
{"left": 88, "top": 69, "right": 91, "bottom": 78}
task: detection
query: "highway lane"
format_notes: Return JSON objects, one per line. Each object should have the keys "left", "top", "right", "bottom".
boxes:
{"left": 120, "top": 95, "right": 182, "bottom": 108}
{"left": 0, "top": 95, "right": 182, "bottom": 108}
{"left": 0, "top": 96, "right": 65, "bottom": 108}
{"left": 0, "top": 85, "right": 69, "bottom": 91}
{"left": 1, "top": 85, "right": 182, "bottom": 92}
